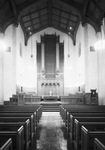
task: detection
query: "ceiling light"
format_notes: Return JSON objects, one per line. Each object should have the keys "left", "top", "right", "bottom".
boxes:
{"left": 68, "top": 32, "right": 71, "bottom": 35}
{"left": 69, "top": 26, "right": 72, "bottom": 30}
{"left": 28, "top": 27, "right": 31, "bottom": 30}
{"left": 29, "top": 32, "right": 32, "bottom": 35}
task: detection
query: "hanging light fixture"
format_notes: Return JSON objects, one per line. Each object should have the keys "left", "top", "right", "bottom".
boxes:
{"left": 31, "top": 36, "right": 33, "bottom": 58}
{"left": 68, "top": 35, "right": 70, "bottom": 57}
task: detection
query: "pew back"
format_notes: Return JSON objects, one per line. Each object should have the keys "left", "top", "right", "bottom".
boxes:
{"left": 74, "top": 120, "right": 105, "bottom": 150}
{"left": 81, "top": 126, "right": 105, "bottom": 150}
{"left": 0, "top": 126, "right": 24, "bottom": 150}
{"left": 0, "top": 138, "right": 12, "bottom": 150}
{"left": 94, "top": 138, "right": 105, "bottom": 150}
{"left": 0, "top": 121, "right": 30, "bottom": 150}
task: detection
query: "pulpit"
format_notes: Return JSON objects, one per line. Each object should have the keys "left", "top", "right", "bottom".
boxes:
{"left": 90, "top": 89, "right": 98, "bottom": 105}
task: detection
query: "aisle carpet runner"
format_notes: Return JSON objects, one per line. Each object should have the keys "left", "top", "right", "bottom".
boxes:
{"left": 36, "top": 112, "right": 67, "bottom": 150}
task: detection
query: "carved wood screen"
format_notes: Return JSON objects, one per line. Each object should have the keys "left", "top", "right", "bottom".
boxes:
{"left": 45, "top": 35, "right": 56, "bottom": 78}
{"left": 37, "top": 34, "right": 64, "bottom": 96}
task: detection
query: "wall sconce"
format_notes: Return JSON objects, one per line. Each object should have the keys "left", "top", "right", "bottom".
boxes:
{"left": 31, "top": 54, "right": 33, "bottom": 58}
{"left": 45, "top": 83, "right": 48, "bottom": 86}
{"left": 57, "top": 83, "right": 60, "bottom": 86}
{"left": 49, "top": 83, "right": 52, "bottom": 86}
{"left": 41, "top": 83, "right": 44, "bottom": 86}
{"left": 56, "top": 70, "right": 59, "bottom": 76}
{"left": 53, "top": 83, "right": 56, "bottom": 86}
{"left": 68, "top": 54, "right": 70, "bottom": 57}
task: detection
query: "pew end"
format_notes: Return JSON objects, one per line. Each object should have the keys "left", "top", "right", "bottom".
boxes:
{"left": 94, "top": 138, "right": 105, "bottom": 150}
{"left": 0, "top": 138, "right": 12, "bottom": 150}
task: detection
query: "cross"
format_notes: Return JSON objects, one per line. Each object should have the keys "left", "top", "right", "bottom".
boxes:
{"left": 49, "top": 90, "right": 52, "bottom": 96}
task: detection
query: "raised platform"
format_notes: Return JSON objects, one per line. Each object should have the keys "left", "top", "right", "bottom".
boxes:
{"left": 41, "top": 101, "right": 61, "bottom": 112}
{"left": 42, "top": 95, "right": 60, "bottom": 101}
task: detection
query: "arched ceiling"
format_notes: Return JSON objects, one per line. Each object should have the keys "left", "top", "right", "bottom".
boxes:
{"left": 0, "top": 0, "right": 105, "bottom": 45}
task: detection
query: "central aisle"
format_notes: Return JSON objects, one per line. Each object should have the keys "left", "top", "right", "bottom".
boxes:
{"left": 36, "top": 112, "right": 67, "bottom": 150}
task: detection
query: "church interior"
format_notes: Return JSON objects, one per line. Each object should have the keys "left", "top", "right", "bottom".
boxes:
{"left": 0, "top": 0, "right": 105, "bottom": 150}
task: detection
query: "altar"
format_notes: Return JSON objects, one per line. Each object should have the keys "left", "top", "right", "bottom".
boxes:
{"left": 42, "top": 90, "right": 59, "bottom": 101}
{"left": 42, "top": 95, "right": 60, "bottom": 101}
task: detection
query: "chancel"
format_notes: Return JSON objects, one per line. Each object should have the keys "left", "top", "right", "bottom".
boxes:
{"left": 49, "top": 90, "right": 52, "bottom": 96}
{"left": 0, "top": 0, "right": 105, "bottom": 150}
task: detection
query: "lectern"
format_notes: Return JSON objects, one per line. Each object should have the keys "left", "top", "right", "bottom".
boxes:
{"left": 90, "top": 89, "right": 98, "bottom": 105}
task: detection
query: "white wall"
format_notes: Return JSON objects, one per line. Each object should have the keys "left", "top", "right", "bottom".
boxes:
{"left": 0, "top": 24, "right": 25, "bottom": 103}
{"left": 0, "top": 25, "right": 17, "bottom": 103}
{"left": 1, "top": 21, "right": 105, "bottom": 104}
{"left": 21, "top": 27, "right": 77, "bottom": 95}
{"left": 75, "top": 24, "right": 85, "bottom": 91}
{"left": 97, "top": 19, "right": 105, "bottom": 105}
{"left": 84, "top": 24, "right": 98, "bottom": 93}
{"left": 0, "top": 34, "right": 4, "bottom": 104}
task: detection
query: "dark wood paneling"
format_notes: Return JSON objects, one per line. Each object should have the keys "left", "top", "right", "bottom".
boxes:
{"left": 59, "top": 43, "right": 64, "bottom": 73}
{"left": 45, "top": 35, "right": 56, "bottom": 76}
{"left": 37, "top": 43, "right": 41, "bottom": 73}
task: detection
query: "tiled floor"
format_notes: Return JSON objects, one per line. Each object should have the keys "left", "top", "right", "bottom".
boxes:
{"left": 36, "top": 112, "right": 67, "bottom": 150}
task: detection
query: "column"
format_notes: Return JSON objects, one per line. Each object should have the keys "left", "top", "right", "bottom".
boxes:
{"left": 41, "top": 38, "right": 45, "bottom": 96}
{"left": 0, "top": 33, "right": 4, "bottom": 104}
{"left": 56, "top": 37, "right": 59, "bottom": 72}
{"left": 96, "top": 32, "right": 102, "bottom": 104}
{"left": 84, "top": 24, "right": 89, "bottom": 93}
{"left": 12, "top": 25, "right": 17, "bottom": 95}
{"left": 41, "top": 41, "right": 45, "bottom": 72}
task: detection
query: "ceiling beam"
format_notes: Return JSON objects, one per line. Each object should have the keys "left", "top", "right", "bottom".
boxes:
{"left": 23, "top": 18, "right": 47, "bottom": 30}
{"left": 52, "top": 25, "right": 75, "bottom": 44}
{"left": 93, "top": 0, "right": 103, "bottom": 12}
{"left": 25, "top": 26, "right": 48, "bottom": 45}
{"left": 53, "top": 6, "right": 79, "bottom": 18}
{"left": 81, "top": 0, "right": 90, "bottom": 26}
{"left": 47, "top": 0, "right": 52, "bottom": 27}
{"left": 66, "top": 10, "right": 71, "bottom": 30}
{"left": 37, "top": 6, "right": 42, "bottom": 29}
{"left": 17, "top": 0, "right": 47, "bottom": 15}
{"left": 20, "top": 19, "right": 28, "bottom": 46}
{"left": 58, "top": 6, "right": 62, "bottom": 29}
{"left": 82, "top": 0, "right": 104, "bottom": 27}
{"left": 9, "top": 0, "right": 18, "bottom": 26}
{"left": 0, "top": 0, "right": 6, "bottom": 9}
{"left": 53, "top": 12, "right": 77, "bottom": 24}
{"left": 83, "top": 0, "right": 89, "bottom": 16}
{"left": 22, "top": 14, "right": 47, "bottom": 24}
{"left": 28, "top": 10, "right": 34, "bottom": 32}
{"left": 58, "top": 0, "right": 83, "bottom": 14}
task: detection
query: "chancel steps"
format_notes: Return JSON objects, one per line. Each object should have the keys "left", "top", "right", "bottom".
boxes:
{"left": 41, "top": 102, "right": 60, "bottom": 112}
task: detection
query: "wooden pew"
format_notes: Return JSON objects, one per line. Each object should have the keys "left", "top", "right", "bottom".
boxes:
{"left": 60, "top": 105, "right": 105, "bottom": 124}
{"left": 0, "top": 112, "right": 37, "bottom": 149}
{"left": 81, "top": 126, "right": 105, "bottom": 150}
{"left": 74, "top": 120, "right": 105, "bottom": 150}
{"left": 0, "top": 105, "right": 42, "bottom": 124}
{"left": 0, "top": 112, "right": 36, "bottom": 133}
{"left": 66, "top": 110, "right": 105, "bottom": 127}
{"left": 67, "top": 112, "right": 105, "bottom": 133}
{"left": 0, "top": 126, "right": 24, "bottom": 150}
{"left": 0, "top": 120, "right": 30, "bottom": 150}
{"left": 61, "top": 105, "right": 105, "bottom": 112}
{"left": 0, "top": 105, "right": 40, "bottom": 111}
{"left": 70, "top": 115, "right": 105, "bottom": 137}
{"left": 94, "top": 137, "right": 105, "bottom": 150}
{"left": 69, "top": 116, "right": 105, "bottom": 149}
{"left": 70, "top": 115, "right": 105, "bottom": 140}
{"left": 0, "top": 125, "right": 25, "bottom": 150}
{"left": 0, "top": 116, "right": 34, "bottom": 150}
{"left": 0, "top": 138, "right": 12, "bottom": 150}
